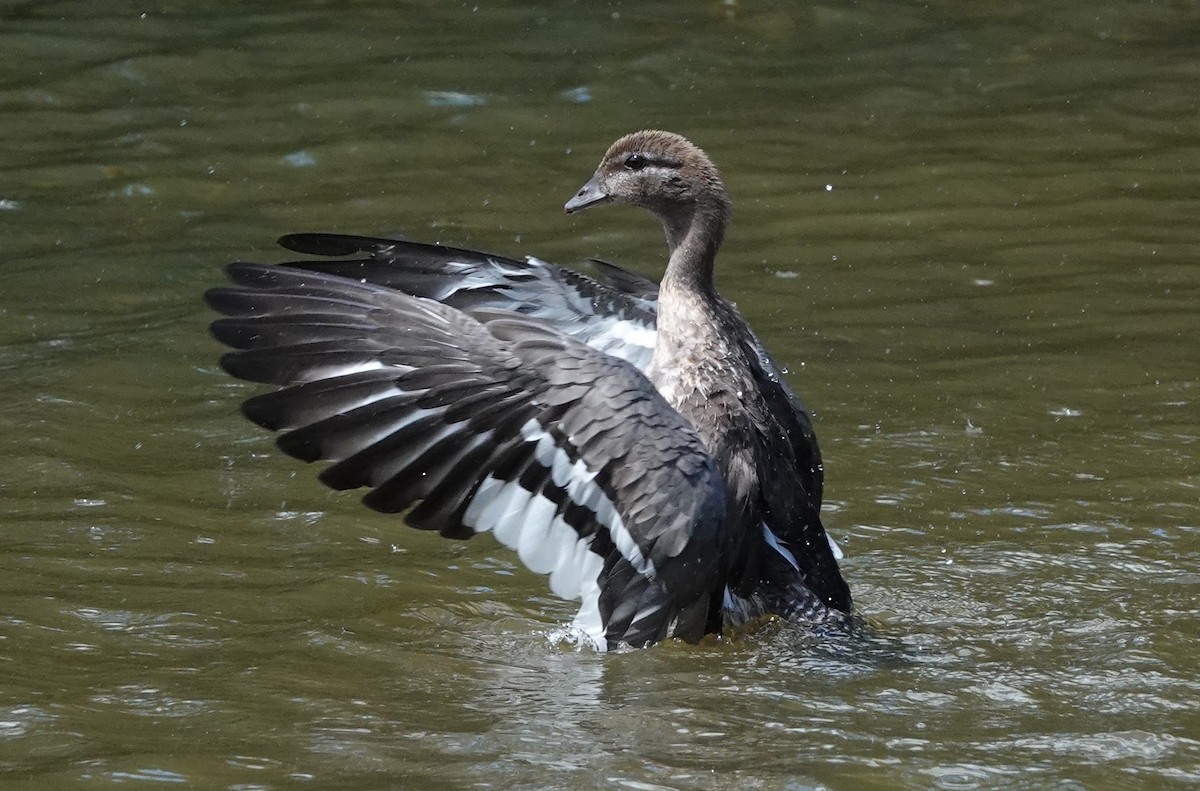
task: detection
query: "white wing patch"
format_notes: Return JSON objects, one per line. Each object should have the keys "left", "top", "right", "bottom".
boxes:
{"left": 297, "top": 359, "right": 390, "bottom": 383}
{"left": 571, "top": 569, "right": 607, "bottom": 651}
{"left": 764, "top": 522, "right": 845, "bottom": 562}
{"left": 520, "top": 420, "right": 654, "bottom": 580}
{"left": 585, "top": 318, "right": 656, "bottom": 370}
{"left": 514, "top": 493, "right": 560, "bottom": 570}
{"left": 548, "top": 532, "right": 598, "bottom": 598}
{"left": 522, "top": 256, "right": 656, "bottom": 370}
{"left": 761, "top": 523, "right": 800, "bottom": 572}
{"left": 457, "top": 418, "right": 660, "bottom": 650}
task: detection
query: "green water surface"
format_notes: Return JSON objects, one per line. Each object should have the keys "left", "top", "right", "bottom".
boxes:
{"left": 2, "top": 2, "right": 1198, "bottom": 788}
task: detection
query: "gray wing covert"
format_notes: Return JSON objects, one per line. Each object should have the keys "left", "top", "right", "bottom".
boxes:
{"left": 275, "top": 233, "right": 659, "bottom": 370}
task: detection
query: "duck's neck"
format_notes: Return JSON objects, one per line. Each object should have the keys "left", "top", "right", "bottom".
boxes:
{"left": 659, "top": 195, "right": 730, "bottom": 300}
{"left": 649, "top": 194, "right": 734, "bottom": 405}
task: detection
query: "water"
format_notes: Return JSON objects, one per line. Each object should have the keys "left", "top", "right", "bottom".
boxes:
{"left": 2, "top": 1, "right": 1198, "bottom": 788}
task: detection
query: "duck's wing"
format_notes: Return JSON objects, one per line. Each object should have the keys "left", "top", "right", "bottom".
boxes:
{"left": 586, "top": 257, "right": 660, "bottom": 300}
{"left": 274, "top": 233, "right": 659, "bottom": 370}
{"left": 745, "top": 337, "right": 824, "bottom": 508}
{"left": 206, "top": 263, "right": 726, "bottom": 650}
{"left": 734, "top": 335, "right": 852, "bottom": 616}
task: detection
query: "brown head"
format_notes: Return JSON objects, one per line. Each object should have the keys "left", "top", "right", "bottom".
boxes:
{"left": 564, "top": 131, "right": 731, "bottom": 253}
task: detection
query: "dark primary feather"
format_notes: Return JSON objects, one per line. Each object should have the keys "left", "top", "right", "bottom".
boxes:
{"left": 206, "top": 263, "right": 729, "bottom": 648}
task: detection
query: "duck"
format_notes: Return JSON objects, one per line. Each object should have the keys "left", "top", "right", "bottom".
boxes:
{"left": 206, "top": 130, "right": 852, "bottom": 650}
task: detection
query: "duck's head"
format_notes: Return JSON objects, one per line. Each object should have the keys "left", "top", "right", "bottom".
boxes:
{"left": 564, "top": 131, "right": 730, "bottom": 240}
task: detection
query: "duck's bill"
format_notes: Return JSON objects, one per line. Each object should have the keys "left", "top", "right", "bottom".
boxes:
{"left": 564, "top": 174, "right": 611, "bottom": 214}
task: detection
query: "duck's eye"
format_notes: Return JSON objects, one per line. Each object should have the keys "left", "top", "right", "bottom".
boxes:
{"left": 624, "top": 153, "right": 648, "bottom": 171}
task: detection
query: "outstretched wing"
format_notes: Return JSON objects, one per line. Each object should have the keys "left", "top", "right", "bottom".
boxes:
{"left": 274, "top": 233, "right": 659, "bottom": 370}
{"left": 273, "top": 234, "right": 830, "bottom": 523}
{"left": 206, "top": 263, "right": 727, "bottom": 649}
